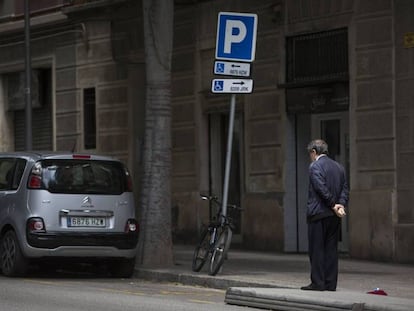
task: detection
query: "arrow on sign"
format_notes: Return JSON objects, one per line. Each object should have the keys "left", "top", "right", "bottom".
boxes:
{"left": 214, "top": 61, "right": 251, "bottom": 77}
{"left": 211, "top": 79, "right": 253, "bottom": 93}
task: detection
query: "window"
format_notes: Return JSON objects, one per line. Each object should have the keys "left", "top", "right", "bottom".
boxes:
{"left": 286, "top": 28, "right": 348, "bottom": 85}
{"left": 11, "top": 68, "right": 53, "bottom": 151}
{"left": 83, "top": 88, "right": 96, "bottom": 149}
{"left": 33, "top": 159, "right": 127, "bottom": 195}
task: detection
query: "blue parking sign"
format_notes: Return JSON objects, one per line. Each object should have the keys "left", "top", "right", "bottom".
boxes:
{"left": 215, "top": 12, "right": 258, "bottom": 62}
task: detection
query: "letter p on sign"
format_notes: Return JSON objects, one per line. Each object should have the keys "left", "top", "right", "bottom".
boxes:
{"left": 224, "top": 20, "right": 247, "bottom": 53}
{"left": 216, "top": 12, "right": 258, "bottom": 62}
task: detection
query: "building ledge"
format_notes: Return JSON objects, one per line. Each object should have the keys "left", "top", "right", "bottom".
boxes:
{"left": 0, "top": 12, "right": 68, "bottom": 35}
{"left": 62, "top": 0, "right": 128, "bottom": 15}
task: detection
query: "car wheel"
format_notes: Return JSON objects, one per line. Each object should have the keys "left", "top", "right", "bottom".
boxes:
{"left": 0, "top": 230, "right": 28, "bottom": 277}
{"left": 109, "top": 257, "right": 136, "bottom": 278}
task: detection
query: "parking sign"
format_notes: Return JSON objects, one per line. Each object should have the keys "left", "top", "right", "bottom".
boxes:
{"left": 215, "top": 12, "right": 258, "bottom": 62}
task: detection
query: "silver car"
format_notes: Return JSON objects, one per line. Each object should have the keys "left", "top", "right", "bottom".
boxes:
{"left": 0, "top": 152, "right": 139, "bottom": 277}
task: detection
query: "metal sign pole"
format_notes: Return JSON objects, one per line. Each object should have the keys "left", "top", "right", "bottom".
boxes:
{"left": 214, "top": 13, "right": 257, "bottom": 219}
{"left": 221, "top": 93, "right": 236, "bottom": 219}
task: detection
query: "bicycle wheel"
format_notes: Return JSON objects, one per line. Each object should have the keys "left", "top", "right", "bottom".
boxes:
{"left": 209, "top": 226, "right": 232, "bottom": 276}
{"left": 192, "top": 227, "right": 212, "bottom": 272}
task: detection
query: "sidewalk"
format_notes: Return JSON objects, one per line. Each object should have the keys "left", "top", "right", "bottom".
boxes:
{"left": 134, "top": 245, "right": 414, "bottom": 311}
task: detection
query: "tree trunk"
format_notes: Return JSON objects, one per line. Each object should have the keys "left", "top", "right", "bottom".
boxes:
{"left": 137, "top": 0, "right": 174, "bottom": 267}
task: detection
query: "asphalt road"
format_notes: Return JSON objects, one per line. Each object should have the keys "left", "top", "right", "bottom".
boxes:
{"left": 0, "top": 270, "right": 247, "bottom": 311}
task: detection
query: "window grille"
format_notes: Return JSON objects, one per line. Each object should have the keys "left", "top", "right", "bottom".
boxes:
{"left": 286, "top": 28, "right": 348, "bottom": 85}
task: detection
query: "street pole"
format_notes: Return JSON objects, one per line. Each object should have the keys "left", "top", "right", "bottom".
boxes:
{"left": 24, "top": 0, "right": 32, "bottom": 150}
{"left": 221, "top": 93, "right": 236, "bottom": 219}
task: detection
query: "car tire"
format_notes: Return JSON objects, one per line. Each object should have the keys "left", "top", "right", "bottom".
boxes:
{"left": 109, "top": 257, "right": 136, "bottom": 278}
{"left": 0, "top": 230, "right": 29, "bottom": 277}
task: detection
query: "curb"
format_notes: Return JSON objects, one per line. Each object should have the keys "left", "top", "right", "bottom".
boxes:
{"left": 134, "top": 268, "right": 414, "bottom": 311}
{"left": 226, "top": 287, "right": 359, "bottom": 311}
{"left": 224, "top": 287, "right": 414, "bottom": 311}
{"left": 134, "top": 268, "right": 289, "bottom": 290}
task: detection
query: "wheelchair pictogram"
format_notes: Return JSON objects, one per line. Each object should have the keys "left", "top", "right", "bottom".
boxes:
{"left": 215, "top": 62, "right": 225, "bottom": 73}
{"left": 213, "top": 80, "right": 224, "bottom": 92}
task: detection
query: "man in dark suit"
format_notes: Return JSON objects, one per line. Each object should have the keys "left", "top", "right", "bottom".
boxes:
{"left": 301, "top": 139, "right": 349, "bottom": 291}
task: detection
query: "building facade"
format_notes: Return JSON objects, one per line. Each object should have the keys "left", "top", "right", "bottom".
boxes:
{"left": 0, "top": 0, "right": 413, "bottom": 263}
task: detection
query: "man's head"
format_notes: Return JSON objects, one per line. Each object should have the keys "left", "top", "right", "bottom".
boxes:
{"left": 307, "top": 139, "right": 329, "bottom": 162}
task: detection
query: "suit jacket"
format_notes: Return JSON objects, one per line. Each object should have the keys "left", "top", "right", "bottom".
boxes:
{"left": 307, "top": 155, "right": 349, "bottom": 222}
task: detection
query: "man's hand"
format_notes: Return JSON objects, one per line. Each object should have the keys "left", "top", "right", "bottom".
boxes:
{"left": 333, "top": 204, "right": 346, "bottom": 218}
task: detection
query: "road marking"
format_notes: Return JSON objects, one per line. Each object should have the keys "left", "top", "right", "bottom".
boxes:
{"left": 99, "top": 288, "right": 147, "bottom": 296}
{"left": 188, "top": 299, "right": 216, "bottom": 304}
{"left": 24, "top": 279, "right": 57, "bottom": 286}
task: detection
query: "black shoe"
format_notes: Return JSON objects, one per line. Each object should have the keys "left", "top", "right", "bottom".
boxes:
{"left": 325, "top": 288, "right": 336, "bottom": 291}
{"left": 300, "top": 284, "right": 324, "bottom": 291}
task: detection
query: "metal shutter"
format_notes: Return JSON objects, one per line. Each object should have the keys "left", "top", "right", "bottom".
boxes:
{"left": 14, "top": 104, "right": 53, "bottom": 151}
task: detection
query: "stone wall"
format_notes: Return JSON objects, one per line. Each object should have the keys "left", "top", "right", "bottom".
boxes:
{"left": 170, "top": 4, "right": 201, "bottom": 242}
{"left": 394, "top": 0, "right": 414, "bottom": 263}
{"left": 55, "top": 30, "right": 81, "bottom": 151}
{"left": 349, "top": 0, "right": 397, "bottom": 261}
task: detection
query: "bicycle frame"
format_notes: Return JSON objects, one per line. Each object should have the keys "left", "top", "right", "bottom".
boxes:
{"left": 192, "top": 194, "right": 240, "bottom": 275}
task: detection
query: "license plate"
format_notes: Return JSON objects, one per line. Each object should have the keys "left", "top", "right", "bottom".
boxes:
{"left": 67, "top": 217, "right": 106, "bottom": 227}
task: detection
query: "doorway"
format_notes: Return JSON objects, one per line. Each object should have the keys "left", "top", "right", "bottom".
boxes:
{"left": 311, "top": 112, "right": 349, "bottom": 251}
{"left": 209, "top": 113, "right": 243, "bottom": 241}
{"left": 287, "top": 111, "right": 349, "bottom": 253}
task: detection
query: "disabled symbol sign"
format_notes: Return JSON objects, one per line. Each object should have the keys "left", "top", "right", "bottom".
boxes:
{"left": 211, "top": 79, "right": 253, "bottom": 93}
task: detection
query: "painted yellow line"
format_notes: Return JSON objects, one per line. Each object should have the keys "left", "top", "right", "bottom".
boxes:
{"left": 160, "top": 290, "right": 189, "bottom": 295}
{"left": 24, "top": 279, "right": 58, "bottom": 286}
{"left": 99, "top": 288, "right": 147, "bottom": 296}
{"left": 188, "top": 299, "right": 216, "bottom": 304}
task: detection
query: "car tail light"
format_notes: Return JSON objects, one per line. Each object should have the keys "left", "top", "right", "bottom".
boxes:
{"left": 125, "top": 219, "right": 138, "bottom": 233}
{"left": 27, "top": 217, "right": 46, "bottom": 233}
{"left": 27, "top": 162, "right": 43, "bottom": 189}
{"left": 28, "top": 175, "right": 42, "bottom": 188}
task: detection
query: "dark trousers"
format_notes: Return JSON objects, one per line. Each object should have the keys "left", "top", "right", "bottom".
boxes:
{"left": 307, "top": 216, "right": 340, "bottom": 290}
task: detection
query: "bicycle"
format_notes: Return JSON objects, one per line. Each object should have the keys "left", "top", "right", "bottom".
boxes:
{"left": 192, "top": 194, "right": 241, "bottom": 276}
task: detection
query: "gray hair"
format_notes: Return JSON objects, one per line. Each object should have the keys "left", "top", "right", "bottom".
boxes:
{"left": 307, "top": 139, "right": 329, "bottom": 155}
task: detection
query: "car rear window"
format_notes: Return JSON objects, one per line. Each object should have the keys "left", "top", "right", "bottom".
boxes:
{"left": 36, "top": 159, "right": 128, "bottom": 195}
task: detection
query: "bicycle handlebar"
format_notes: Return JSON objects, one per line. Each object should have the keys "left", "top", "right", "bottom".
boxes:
{"left": 199, "top": 194, "right": 243, "bottom": 211}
